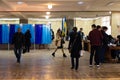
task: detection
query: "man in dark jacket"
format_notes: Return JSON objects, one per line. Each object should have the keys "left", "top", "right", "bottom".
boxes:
{"left": 88, "top": 24, "right": 103, "bottom": 68}
{"left": 101, "top": 26, "right": 109, "bottom": 63}
{"left": 12, "top": 28, "right": 24, "bottom": 63}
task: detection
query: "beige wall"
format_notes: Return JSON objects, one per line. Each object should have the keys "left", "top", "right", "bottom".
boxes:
{"left": 76, "top": 19, "right": 93, "bottom": 36}
{"left": 111, "top": 12, "right": 120, "bottom": 37}
{"left": 93, "top": 18, "right": 102, "bottom": 25}
{"left": 0, "top": 20, "right": 19, "bottom": 24}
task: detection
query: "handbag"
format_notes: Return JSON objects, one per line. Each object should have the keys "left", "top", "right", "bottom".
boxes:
{"left": 79, "top": 50, "right": 84, "bottom": 57}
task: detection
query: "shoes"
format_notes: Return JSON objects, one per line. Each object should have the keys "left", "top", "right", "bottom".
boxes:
{"left": 52, "top": 53, "right": 55, "bottom": 57}
{"left": 63, "top": 53, "right": 67, "bottom": 57}
{"left": 71, "top": 67, "right": 74, "bottom": 69}
{"left": 17, "top": 59, "right": 20, "bottom": 64}
{"left": 75, "top": 67, "right": 78, "bottom": 70}
{"left": 96, "top": 65, "right": 100, "bottom": 69}
{"left": 89, "top": 65, "right": 93, "bottom": 67}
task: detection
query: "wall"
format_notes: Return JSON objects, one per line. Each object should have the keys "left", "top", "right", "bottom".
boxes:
{"left": 111, "top": 12, "right": 120, "bottom": 37}
{"left": 75, "top": 19, "right": 93, "bottom": 36}
{"left": 93, "top": 18, "right": 102, "bottom": 25}
{"left": 0, "top": 20, "right": 19, "bottom": 24}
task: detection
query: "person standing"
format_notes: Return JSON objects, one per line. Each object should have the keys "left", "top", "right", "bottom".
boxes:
{"left": 24, "top": 29, "right": 31, "bottom": 52}
{"left": 78, "top": 28, "right": 84, "bottom": 40}
{"left": 52, "top": 29, "right": 67, "bottom": 57}
{"left": 101, "top": 26, "right": 109, "bottom": 63}
{"left": 12, "top": 28, "right": 24, "bottom": 63}
{"left": 88, "top": 24, "right": 103, "bottom": 68}
{"left": 68, "top": 27, "right": 78, "bottom": 50}
{"left": 70, "top": 27, "right": 82, "bottom": 70}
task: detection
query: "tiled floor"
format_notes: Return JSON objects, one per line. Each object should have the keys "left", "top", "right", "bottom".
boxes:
{"left": 0, "top": 49, "right": 120, "bottom": 80}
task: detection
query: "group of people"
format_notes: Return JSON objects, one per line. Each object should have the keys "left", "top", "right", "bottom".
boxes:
{"left": 12, "top": 25, "right": 120, "bottom": 70}
{"left": 89, "top": 24, "right": 120, "bottom": 68}
{"left": 12, "top": 28, "right": 31, "bottom": 63}
{"left": 52, "top": 24, "right": 120, "bottom": 70}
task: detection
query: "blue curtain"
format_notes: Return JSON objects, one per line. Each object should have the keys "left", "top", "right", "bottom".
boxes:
{"left": 2, "top": 24, "right": 9, "bottom": 43}
{"left": 22, "top": 24, "right": 35, "bottom": 43}
{"left": 15, "top": 24, "right": 20, "bottom": 32}
{"left": 35, "top": 24, "right": 42, "bottom": 44}
{"left": 9, "top": 24, "right": 20, "bottom": 43}
{"left": 42, "top": 24, "right": 52, "bottom": 44}
{"left": 0, "top": 25, "right": 2, "bottom": 44}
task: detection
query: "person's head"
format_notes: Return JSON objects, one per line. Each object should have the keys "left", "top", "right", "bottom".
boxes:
{"left": 80, "top": 28, "right": 83, "bottom": 31}
{"left": 117, "top": 35, "right": 120, "bottom": 41}
{"left": 27, "top": 29, "right": 30, "bottom": 33}
{"left": 102, "top": 26, "right": 108, "bottom": 32}
{"left": 91, "top": 24, "right": 96, "bottom": 29}
{"left": 97, "top": 25, "right": 101, "bottom": 31}
{"left": 72, "top": 27, "right": 77, "bottom": 32}
{"left": 57, "top": 28, "right": 61, "bottom": 33}
{"left": 17, "top": 28, "right": 21, "bottom": 33}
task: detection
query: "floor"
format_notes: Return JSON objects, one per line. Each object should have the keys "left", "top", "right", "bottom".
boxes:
{"left": 0, "top": 49, "right": 120, "bottom": 80}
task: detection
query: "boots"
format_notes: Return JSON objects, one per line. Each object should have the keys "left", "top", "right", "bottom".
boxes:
{"left": 63, "top": 53, "right": 67, "bottom": 57}
{"left": 52, "top": 53, "right": 55, "bottom": 57}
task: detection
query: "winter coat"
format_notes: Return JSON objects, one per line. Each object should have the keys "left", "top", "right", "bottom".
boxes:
{"left": 71, "top": 33, "right": 82, "bottom": 58}
{"left": 12, "top": 32, "right": 24, "bottom": 49}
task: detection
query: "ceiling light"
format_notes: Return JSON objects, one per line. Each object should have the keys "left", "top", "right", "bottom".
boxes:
{"left": 48, "top": 4, "right": 52, "bottom": 9}
{"left": 17, "top": 1, "right": 24, "bottom": 4}
{"left": 78, "top": 1, "right": 84, "bottom": 5}
{"left": 45, "top": 15, "right": 49, "bottom": 19}
{"left": 109, "top": 11, "right": 112, "bottom": 14}
{"left": 46, "top": 12, "right": 51, "bottom": 15}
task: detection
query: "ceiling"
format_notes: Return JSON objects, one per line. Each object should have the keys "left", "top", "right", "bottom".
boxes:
{"left": 0, "top": 0, "right": 120, "bottom": 19}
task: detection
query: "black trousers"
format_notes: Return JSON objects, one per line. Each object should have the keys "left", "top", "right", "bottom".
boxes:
{"left": 90, "top": 45, "right": 101, "bottom": 65}
{"left": 14, "top": 48, "right": 22, "bottom": 63}
{"left": 25, "top": 45, "right": 30, "bottom": 52}
{"left": 71, "top": 57, "right": 79, "bottom": 69}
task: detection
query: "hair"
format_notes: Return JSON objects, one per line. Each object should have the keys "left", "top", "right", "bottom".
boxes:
{"left": 80, "top": 28, "right": 83, "bottom": 30}
{"left": 102, "top": 26, "right": 108, "bottom": 30}
{"left": 117, "top": 35, "right": 120, "bottom": 39}
{"left": 91, "top": 24, "right": 96, "bottom": 28}
{"left": 73, "top": 27, "right": 77, "bottom": 32}
{"left": 97, "top": 25, "right": 101, "bottom": 29}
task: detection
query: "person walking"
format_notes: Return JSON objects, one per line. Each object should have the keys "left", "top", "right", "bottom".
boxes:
{"left": 24, "top": 29, "right": 31, "bottom": 52}
{"left": 70, "top": 27, "right": 82, "bottom": 70}
{"left": 52, "top": 29, "right": 67, "bottom": 57}
{"left": 12, "top": 28, "right": 24, "bottom": 63}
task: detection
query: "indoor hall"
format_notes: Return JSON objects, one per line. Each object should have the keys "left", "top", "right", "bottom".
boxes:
{"left": 0, "top": 0, "right": 120, "bottom": 80}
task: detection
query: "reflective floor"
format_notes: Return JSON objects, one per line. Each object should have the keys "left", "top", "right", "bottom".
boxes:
{"left": 0, "top": 49, "right": 120, "bottom": 80}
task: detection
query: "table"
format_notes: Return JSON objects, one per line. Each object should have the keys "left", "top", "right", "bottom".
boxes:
{"left": 105, "top": 46, "right": 120, "bottom": 62}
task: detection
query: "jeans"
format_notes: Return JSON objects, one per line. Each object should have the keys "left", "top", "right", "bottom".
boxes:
{"left": 14, "top": 48, "right": 22, "bottom": 63}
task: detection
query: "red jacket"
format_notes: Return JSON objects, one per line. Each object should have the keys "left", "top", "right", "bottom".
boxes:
{"left": 89, "top": 29, "right": 103, "bottom": 46}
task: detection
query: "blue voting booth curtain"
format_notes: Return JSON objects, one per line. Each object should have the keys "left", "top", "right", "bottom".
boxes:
{"left": 22, "top": 24, "right": 35, "bottom": 43}
{"left": 42, "top": 24, "right": 52, "bottom": 44}
{"left": 2, "top": 24, "right": 9, "bottom": 43}
{"left": 9, "top": 24, "right": 20, "bottom": 43}
{"left": 0, "top": 25, "right": 2, "bottom": 44}
{"left": 35, "top": 24, "right": 42, "bottom": 44}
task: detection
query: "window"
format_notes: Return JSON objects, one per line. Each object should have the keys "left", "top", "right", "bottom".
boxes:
{"left": 101, "top": 16, "right": 111, "bottom": 35}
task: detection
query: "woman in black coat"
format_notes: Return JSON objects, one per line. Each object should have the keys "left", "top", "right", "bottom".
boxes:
{"left": 70, "top": 32, "right": 82, "bottom": 70}
{"left": 24, "top": 30, "right": 31, "bottom": 52}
